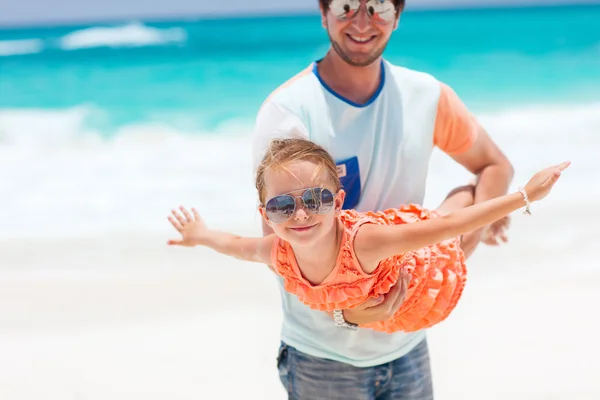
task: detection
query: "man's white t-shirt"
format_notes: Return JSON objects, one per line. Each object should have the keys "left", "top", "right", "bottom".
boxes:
{"left": 252, "top": 59, "right": 479, "bottom": 367}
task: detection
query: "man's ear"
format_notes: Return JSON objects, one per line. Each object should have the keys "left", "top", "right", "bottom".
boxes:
{"left": 393, "top": 5, "right": 403, "bottom": 31}
{"left": 320, "top": 2, "right": 328, "bottom": 29}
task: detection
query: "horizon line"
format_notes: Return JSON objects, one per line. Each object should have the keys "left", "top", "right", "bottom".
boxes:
{"left": 1, "top": 1, "right": 599, "bottom": 30}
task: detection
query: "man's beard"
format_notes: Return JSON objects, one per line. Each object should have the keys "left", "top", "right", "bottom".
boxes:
{"left": 328, "top": 31, "right": 387, "bottom": 67}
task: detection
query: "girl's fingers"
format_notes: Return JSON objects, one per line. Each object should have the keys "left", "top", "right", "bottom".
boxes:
{"left": 192, "top": 208, "right": 201, "bottom": 220}
{"left": 168, "top": 215, "right": 183, "bottom": 231}
{"left": 180, "top": 206, "right": 193, "bottom": 222}
{"left": 172, "top": 209, "right": 187, "bottom": 225}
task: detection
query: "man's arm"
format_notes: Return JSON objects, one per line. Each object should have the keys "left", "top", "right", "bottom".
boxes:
{"left": 452, "top": 125, "right": 514, "bottom": 204}
{"left": 434, "top": 83, "right": 514, "bottom": 244}
{"left": 335, "top": 269, "right": 411, "bottom": 326}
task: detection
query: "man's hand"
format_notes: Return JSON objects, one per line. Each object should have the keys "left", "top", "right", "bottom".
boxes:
{"left": 481, "top": 216, "right": 510, "bottom": 245}
{"left": 340, "top": 269, "right": 411, "bottom": 326}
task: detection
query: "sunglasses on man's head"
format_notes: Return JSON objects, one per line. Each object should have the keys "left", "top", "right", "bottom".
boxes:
{"left": 330, "top": 0, "right": 397, "bottom": 24}
{"left": 264, "top": 187, "right": 336, "bottom": 224}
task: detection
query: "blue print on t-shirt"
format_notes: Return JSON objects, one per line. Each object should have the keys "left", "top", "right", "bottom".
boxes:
{"left": 336, "top": 156, "right": 361, "bottom": 210}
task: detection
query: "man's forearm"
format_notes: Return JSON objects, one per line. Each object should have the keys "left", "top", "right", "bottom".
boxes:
{"left": 473, "top": 161, "right": 514, "bottom": 204}
{"left": 467, "top": 161, "right": 514, "bottom": 244}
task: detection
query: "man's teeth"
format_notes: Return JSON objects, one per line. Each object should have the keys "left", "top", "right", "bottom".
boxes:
{"left": 350, "top": 35, "right": 371, "bottom": 42}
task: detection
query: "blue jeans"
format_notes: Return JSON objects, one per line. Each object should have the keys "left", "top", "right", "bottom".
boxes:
{"left": 276, "top": 338, "right": 434, "bottom": 400}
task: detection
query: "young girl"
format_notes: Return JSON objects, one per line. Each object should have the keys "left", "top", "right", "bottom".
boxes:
{"left": 166, "top": 138, "right": 569, "bottom": 333}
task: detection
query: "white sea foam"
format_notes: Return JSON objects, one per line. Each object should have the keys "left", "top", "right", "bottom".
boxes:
{"left": 59, "top": 22, "right": 187, "bottom": 50}
{"left": 0, "top": 39, "right": 44, "bottom": 56}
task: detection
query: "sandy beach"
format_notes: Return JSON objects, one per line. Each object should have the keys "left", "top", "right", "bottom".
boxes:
{"left": 1, "top": 208, "right": 598, "bottom": 400}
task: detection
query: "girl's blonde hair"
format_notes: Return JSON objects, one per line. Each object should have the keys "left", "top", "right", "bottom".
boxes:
{"left": 255, "top": 138, "right": 342, "bottom": 205}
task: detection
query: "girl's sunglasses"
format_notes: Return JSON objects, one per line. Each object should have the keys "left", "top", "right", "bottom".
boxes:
{"left": 264, "top": 188, "right": 335, "bottom": 224}
{"left": 330, "top": 0, "right": 397, "bottom": 24}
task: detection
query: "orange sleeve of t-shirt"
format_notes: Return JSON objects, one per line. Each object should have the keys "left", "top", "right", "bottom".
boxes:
{"left": 433, "top": 82, "right": 480, "bottom": 155}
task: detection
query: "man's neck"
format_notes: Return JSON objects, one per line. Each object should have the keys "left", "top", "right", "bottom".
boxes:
{"left": 316, "top": 50, "right": 383, "bottom": 105}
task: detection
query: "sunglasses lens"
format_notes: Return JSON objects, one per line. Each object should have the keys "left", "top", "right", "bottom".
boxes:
{"left": 265, "top": 195, "right": 295, "bottom": 223}
{"left": 330, "top": 0, "right": 360, "bottom": 20}
{"left": 320, "top": 189, "right": 334, "bottom": 210}
{"left": 366, "top": 0, "right": 396, "bottom": 23}
{"left": 303, "top": 188, "right": 334, "bottom": 214}
{"left": 331, "top": 0, "right": 396, "bottom": 23}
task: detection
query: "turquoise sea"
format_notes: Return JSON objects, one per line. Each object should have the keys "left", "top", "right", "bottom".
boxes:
{"left": 0, "top": 4, "right": 599, "bottom": 238}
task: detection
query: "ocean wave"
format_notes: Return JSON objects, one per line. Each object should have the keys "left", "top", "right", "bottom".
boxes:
{"left": 0, "top": 39, "right": 44, "bottom": 56}
{"left": 1, "top": 102, "right": 597, "bottom": 150}
{"left": 0, "top": 102, "right": 596, "bottom": 239}
{"left": 59, "top": 22, "right": 187, "bottom": 50}
{"left": 0, "top": 105, "right": 258, "bottom": 239}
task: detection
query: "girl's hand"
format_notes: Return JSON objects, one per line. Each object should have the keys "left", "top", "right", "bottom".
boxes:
{"left": 524, "top": 161, "right": 571, "bottom": 202}
{"left": 167, "top": 206, "right": 208, "bottom": 247}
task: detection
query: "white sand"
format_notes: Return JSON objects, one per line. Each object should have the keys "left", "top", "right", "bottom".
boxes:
{"left": 1, "top": 217, "right": 599, "bottom": 399}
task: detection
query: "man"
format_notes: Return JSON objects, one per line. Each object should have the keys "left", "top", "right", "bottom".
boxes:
{"left": 251, "top": 0, "right": 514, "bottom": 398}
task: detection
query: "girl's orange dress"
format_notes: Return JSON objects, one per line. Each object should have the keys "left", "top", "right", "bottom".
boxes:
{"left": 270, "top": 204, "right": 467, "bottom": 333}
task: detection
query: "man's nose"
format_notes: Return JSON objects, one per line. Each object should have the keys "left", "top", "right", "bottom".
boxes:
{"left": 352, "top": 3, "right": 372, "bottom": 32}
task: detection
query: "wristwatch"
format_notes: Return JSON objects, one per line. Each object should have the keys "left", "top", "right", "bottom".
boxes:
{"left": 333, "top": 309, "right": 359, "bottom": 331}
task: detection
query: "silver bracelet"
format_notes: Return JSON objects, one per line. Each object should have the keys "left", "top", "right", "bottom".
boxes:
{"left": 333, "top": 309, "right": 358, "bottom": 331}
{"left": 518, "top": 186, "right": 532, "bottom": 215}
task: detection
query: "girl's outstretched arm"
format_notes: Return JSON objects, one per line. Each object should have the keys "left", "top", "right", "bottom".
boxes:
{"left": 355, "top": 161, "right": 570, "bottom": 267}
{"left": 167, "top": 206, "right": 275, "bottom": 266}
